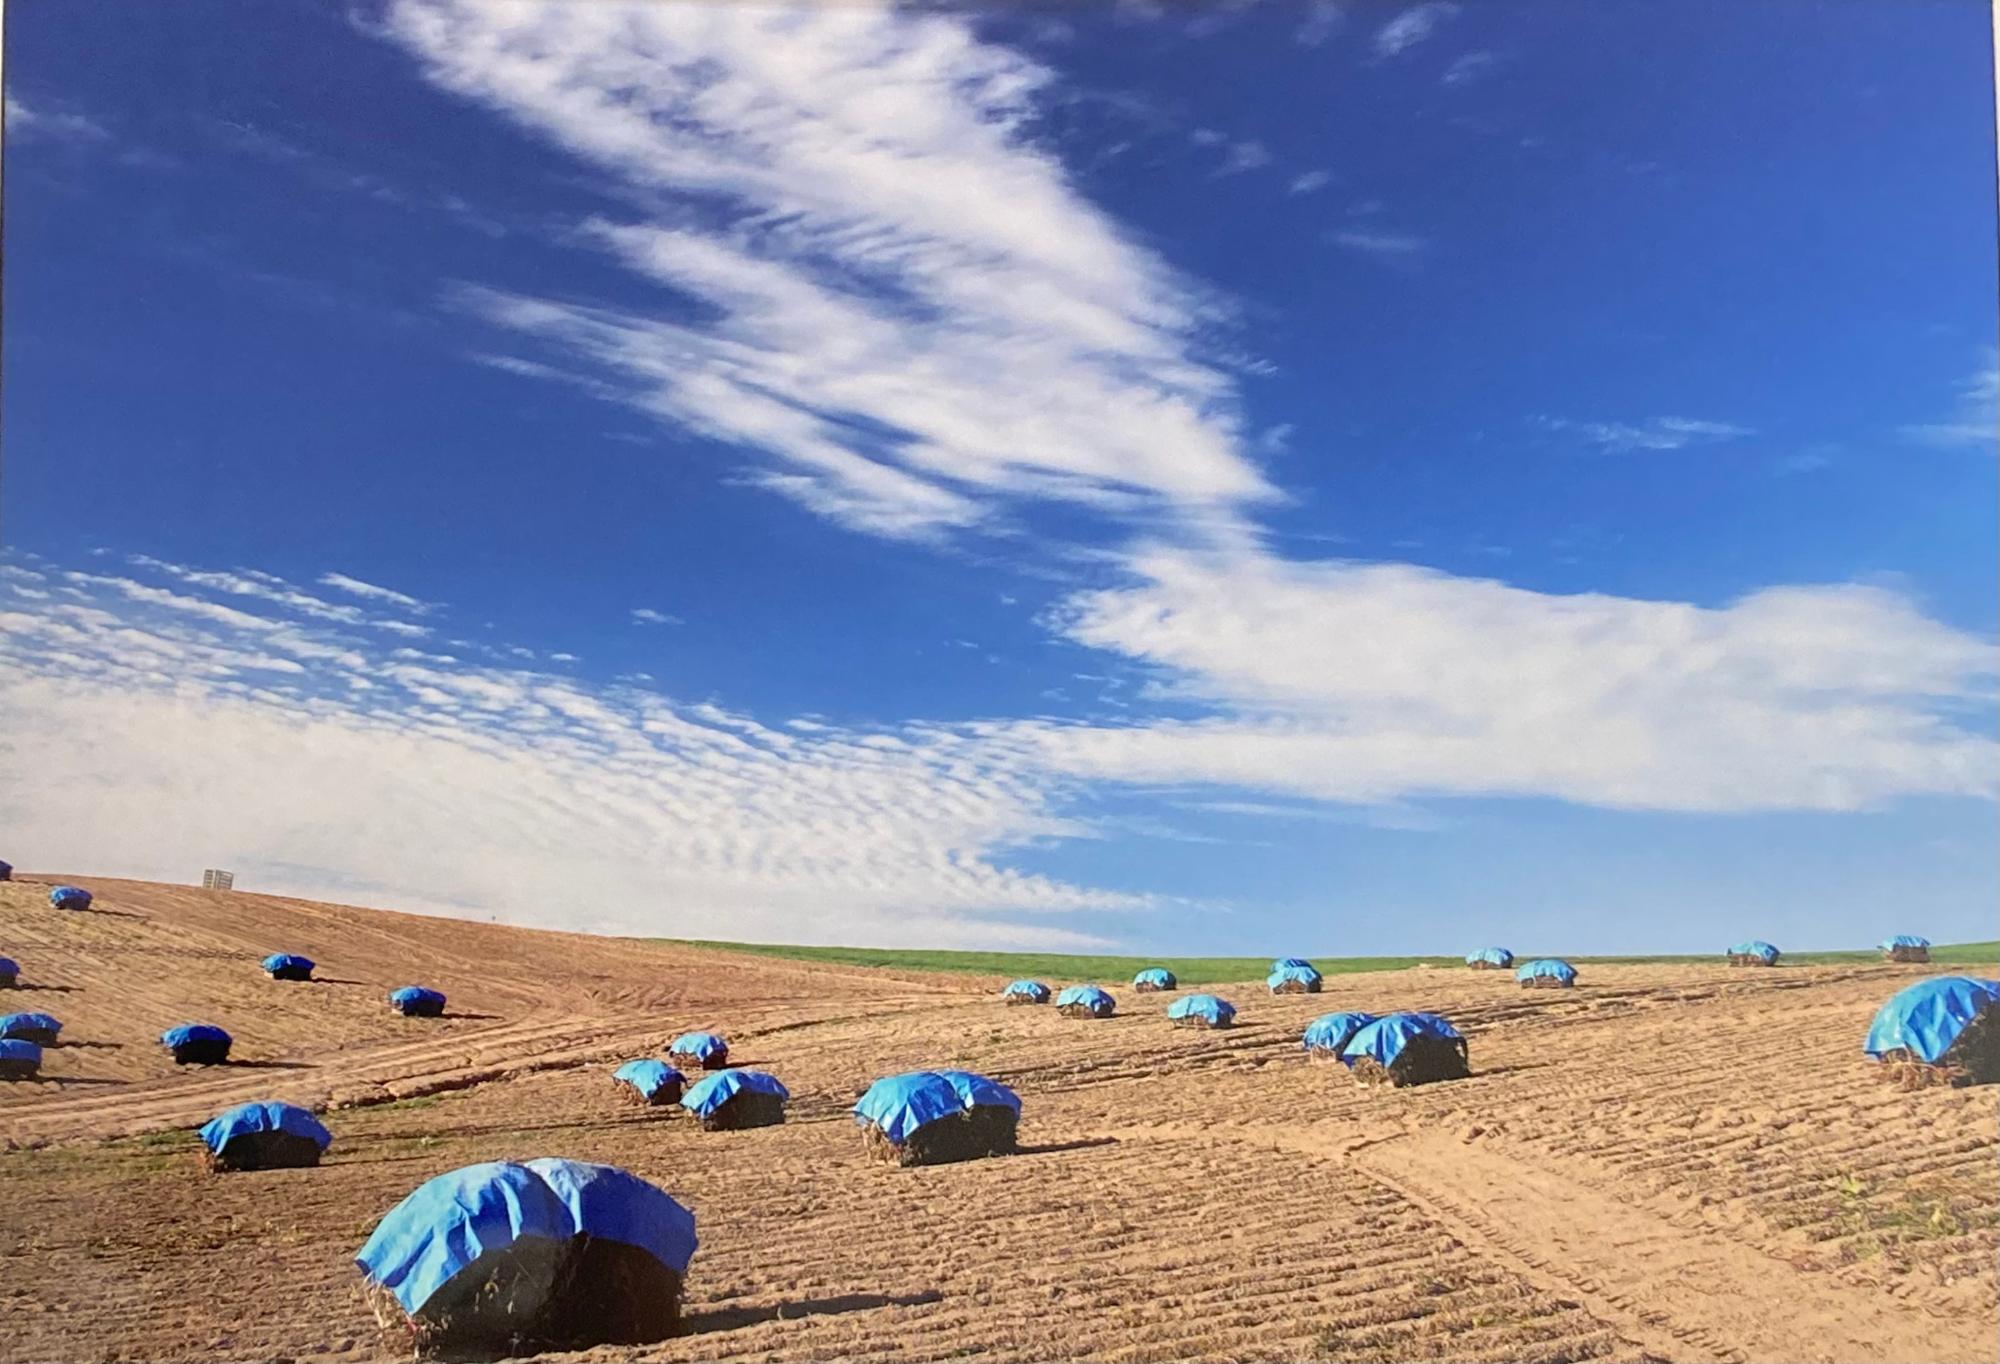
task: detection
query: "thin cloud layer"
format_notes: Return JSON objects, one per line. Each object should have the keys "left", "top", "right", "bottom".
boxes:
{"left": 384, "top": 0, "right": 1272, "bottom": 540}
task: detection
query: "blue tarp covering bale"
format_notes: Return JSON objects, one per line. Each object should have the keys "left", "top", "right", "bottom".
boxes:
{"left": 682, "top": 1069, "right": 788, "bottom": 1130}
{"left": 1466, "top": 947, "right": 1514, "bottom": 970}
{"left": 163, "top": 1023, "right": 233, "bottom": 1065}
{"left": 1517, "top": 958, "right": 1577, "bottom": 989}
{"left": 0, "top": 1011, "right": 61, "bottom": 1046}
{"left": 1267, "top": 963, "right": 1323, "bottom": 995}
{"left": 1728, "top": 940, "right": 1781, "bottom": 967}
{"left": 1167, "top": 993, "right": 1235, "bottom": 1029}
{"left": 1273, "top": 957, "right": 1313, "bottom": 971}
{"left": 853, "top": 1069, "right": 1020, "bottom": 1165}
{"left": 1055, "top": 985, "right": 1116, "bottom": 1019}
{"left": 1133, "top": 967, "right": 1177, "bottom": 993}
{"left": 667, "top": 1031, "right": 730, "bottom": 1070}
{"left": 355, "top": 1158, "right": 697, "bottom": 1352}
{"left": 1002, "top": 979, "right": 1050, "bottom": 1005}
{"left": 1881, "top": 935, "right": 1932, "bottom": 963}
{"left": 200, "top": 1101, "right": 332, "bottom": 1171}
{"left": 48, "top": 885, "right": 91, "bottom": 912}
{"left": 1343, "top": 1012, "right": 1469, "bottom": 1087}
{"left": 612, "top": 1059, "right": 685, "bottom": 1107}
{"left": 390, "top": 986, "right": 446, "bottom": 1017}
{"left": 0, "top": 1038, "right": 41, "bottom": 1080}
{"left": 263, "top": 953, "right": 316, "bottom": 981}
{"left": 0, "top": 859, "right": 11, "bottom": 881}
{"left": 1302, "top": 1011, "right": 1377, "bottom": 1062}
{"left": 0, "top": 956, "right": 17, "bottom": 988}
{"left": 1865, "top": 977, "right": 2000, "bottom": 1088}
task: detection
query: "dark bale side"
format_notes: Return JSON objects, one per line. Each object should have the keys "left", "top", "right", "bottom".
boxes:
{"left": 616, "top": 1077, "right": 684, "bottom": 1108}
{"left": 543, "top": 1236, "right": 683, "bottom": 1346}
{"left": 268, "top": 964, "right": 314, "bottom": 982}
{"left": 366, "top": 1235, "right": 572, "bottom": 1357}
{"left": 1057, "top": 1002, "right": 1111, "bottom": 1018}
{"left": 1351, "top": 1035, "right": 1470, "bottom": 1088}
{"left": 0, "top": 1055, "right": 39, "bottom": 1081}
{"left": 1886, "top": 946, "right": 1931, "bottom": 963}
{"left": 5, "top": 1025, "right": 57, "bottom": 1046}
{"left": 1521, "top": 976, "right": 1573, "bottom": 989}
{"left": 396, "top": 997, "right": 446, "bottom": 1018}
{"left": 169, "top": 1038, "right": 233, "bottom": 1065}
{"left": 672, "top": 1047, "right": 730, "bottom": 1071}
{"left": 701, "top": 1089, "right": 785, "bottom": 1131}
{"left": 1172, "top": 1013, "right": 1230, "bottom": 1030}
{"left": 206, "top": 1131, "right": 324, "bottom": 1172}
{"left": 1878, "top": 1008, "right": 2000, "bottom": 1089}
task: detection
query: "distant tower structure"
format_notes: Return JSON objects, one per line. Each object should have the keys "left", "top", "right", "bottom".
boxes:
{"left": 201, "top": 869, "right": 235, "bottom": 891}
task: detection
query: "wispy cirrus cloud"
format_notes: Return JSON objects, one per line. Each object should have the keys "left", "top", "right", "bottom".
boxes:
{"left": 630, "top": 607, "right": 682, "bottom": 627}
{"left": 381, "top": 1, "right": 1274, "bottom": 543}
{"left": 319, "top": 571, "right": 436, "bottom": 613}
{"left": 1288, "top": 169, "right": 1333, "bottom": 195}
{"left": 1329, "top": 229, "right": 1430, "bottom": 259}
{"left": 1900, "top": 351, "right": 1998, "bottom": 450}
{"left": 1540, "top": 415, "right": 1754, "bottom": 453}
{"left": 1374, "top": 3, "right": 1459, "bottom": 59}
{"left": 4, "top": 93, "right": 111, "bottom": 144}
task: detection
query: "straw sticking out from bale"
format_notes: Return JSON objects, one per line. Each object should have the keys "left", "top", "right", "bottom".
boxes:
{"left": 1172, "top": 1013, "right": 1229, "bottom": 1030}
{"left": 365, "top": 1235, "right": 573, "bottom": 1356}
{"left": 1879, "top": 1009, "right": 2000, "bottom": 1089}
{"left": 700, "top": 1089, "right": 786, "bottom": 1131}
{"left": 1133, "top": 981, "right": 1169, "bottom": 993}
{"left": 1351, "top": 1035, "right": 1471, "bottom": 1088}
{"left": 1521, "top": 975, "right": 1572, "bottom": 989}
{"left": 1271, "top": 978, "right": 1321, "bottom": 995}
{"left": 615, "top": 1078, "right": 683, "bottom": 1108}
{"left": 1727, "top": 953, "right": 1775, "bottom": 968}
{"left": 1058, "top": 1002, "right": 1108, "bottom": 1018}
{"left": 862, "top": 1106, "right": 1018, "bottom": 1166}
{"left": 204, "top": 1131, "right": 325, "bottom": 1172}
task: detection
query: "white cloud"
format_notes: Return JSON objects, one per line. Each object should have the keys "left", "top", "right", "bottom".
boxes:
{"left": 1900, "top": 352, "right": 1998, "bottom": 450}
{"left": 1331, "top": 229, "right": 1430, "bottom": 258}
{"left": 1542, "top": 415, "right": 1754, "bottom": 453}
{"left": 383, "top": 1, "right": 1273, "bottom": 541}
{"left": 319, "top": 571, "right": 435, "bottom": 612}
{"left": 1441, "top": 50, "right": 1498, "bottom": 85}
{"left": 5, "top": 94, "right": 112, "bottom": 144}
{"left": 1295, "top": 2, "right": 1346, "bottom": 47}
{"left": 1374, "top": 3, "right": 1459, "bottom": 58}
{"left": 1288, "top": 170, "right": 1333, "bottom": 195}
{"left": 631, "top": 607, "right": 682, "bottom": 627}
{"left": 1022, "top": 547, "right": 1999, "bottom": 813}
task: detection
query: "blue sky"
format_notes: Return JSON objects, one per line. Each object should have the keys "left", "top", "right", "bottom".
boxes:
{"left": 2, "top": 0, "right": 1994, "bottom": 954}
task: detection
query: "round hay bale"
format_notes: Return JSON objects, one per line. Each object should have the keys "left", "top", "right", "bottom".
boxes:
{"left": 366, "top": 1234, "right": 573, "bottom": 1355}
{"left": 862, "top": 1105, "right": 1018, "bottom": 1166}
{"left": 1521, "top": 975, "right": 1572, "bottom": 989}
{"left": 1886, "top": 946, "right": 1931, "bottom": 964}
{"left": 1271, "top": 977, "right": 1321, "bottom": 995}
{"left": 0, "top": 1045, "right": 40, "bottom": 1081}
{"left": 1727, "top": 953, "right": 1776, "bottom": 968}
{"left": 701, "top": 1089, "right": 786, "bottom": 1131}
{"left": 204, "top": 1130, "right": 325, "bottom": 1172}
{"left": 169, "top": 1038, "right": 233, "bottom": 1065}
{"left": 268, "top": 964, "right": 313, "bottom": 982}
{"left": 615, "top": 1077, "right": 684, "bottom": 1108}
{"left": 1878, "top": 1007, "right": 2000, "bottom": 1088}
{"left": 1352, "top": 1035, "right": 1470, "bottom": 1088}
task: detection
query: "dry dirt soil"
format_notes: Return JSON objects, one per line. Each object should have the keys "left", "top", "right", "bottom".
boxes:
{"left": 0, "top": 874, "right": 1993, "bottom": 1364}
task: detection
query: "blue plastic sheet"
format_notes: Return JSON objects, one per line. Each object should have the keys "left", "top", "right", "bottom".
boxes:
{"left": 1272, "top": 957, "right": 1313, "bottom": 972}
{"left": 162, "top": 1023, "right": 231, "bottom": 1049}
{"left": 932, "top": 1069, "right": 1020, "bottom": 1114}
{"left": 390, "top": 986, "right": 446, "bottom": 1012}
{"left": 681, "top": 1069, "right": 787, "bottom": 1119}
{"left": 48, "top": 885, "right": 91, "bottom": 911}
{"left": 1166, "top": 993, "right": 1234, "bottom": 1025}
{"left": 1864, "top": 977, "right": 2000, "bottom": 1064}
{"left": 355, "top": 1161, "right": 582, "bottom": 1315}
{"left": 1343, "top": 1012, "right": 1463, "bottom": 1068}
{"left": 612, "top": 1059, "right": 684, "bottom": 1099}
{"left": 1515, "top": 958, "right": 1577, "bottom": 984}
{"left": 668, "top": 1032, "right": 728, "bottom": 1064}
{"left": 0, "top": 1012, "right": 61, "bottom": 1040}
{"left": 199, "top": 1101, "right": 333, "bottom": 1155}
{"left": 1267, "top": 963, "right": 1322, "bottom": 990}
{"left": 1466, "top": 947, "right": 1514, "bottom": 967}
{"left": 1881, "top": 935, "right": 1931, "bottom": 951}
{"left": 1729, "top": 941, "right": 1780, "bottom": 963}
{"left": 523, "top": 1158, "right": 697, "bottom": 1275}
{"left": 1302, "top": 1011, "right": 1377, "bottom": 1057}
{"left": 0, "top": 860, "right": 11, "bottom": 879}
{"left": 0, "top": 956, "right": 17, "bottom": 981}
{"left": 0, "top": 1038, "right": 42, "bottom": 1069}
{"left": 1054, "top": 985, "right": 1115, "bottom": 1014}
{"left": 853, "top": 1072, "right": 965, "bottom": 1144}
{"left": 263, "top": 953, "right": 315, "bottom": 975}
{"left": 1133, "top": 967, "right": 1176, "bottom": 989}
{"left": 1002, "top": 980, "right": 1049, "bottom": 1001}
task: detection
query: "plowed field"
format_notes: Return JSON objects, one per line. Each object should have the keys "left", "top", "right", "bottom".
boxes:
{"left": 0, "top": 875, "right": 1992, "bottom": 1363}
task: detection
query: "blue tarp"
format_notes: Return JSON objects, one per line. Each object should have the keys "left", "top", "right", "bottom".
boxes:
{"left": 1055, "top": 985, "right": 1115, "bottom": 1014}
{"left": 1864, "top": 977, "right": 2000, "bottom": 1064}
{"left": 1343, "top": 1012, "right": 1463, "bottom": 1069}
{"left": 1466, "top": 947, "right": 1514, "bottom": 967}
{"left": 1267, "top": 963, "right": 1322, "bottom": 990}
{"left": 263, "top": 953, "right": 315, "bottom": 974}
{"left": 0, "top": 860, "right": 11, "bottom": 879}
{"left": 1133, "top": 967, "right": 1176, "bottom": 988}
{"left": 1272, "top": 957, "right": 1313, "bottom": 971}
{"left": 48, "top": 886, "right": 91, "bottom": 911}
{"left": 162, "top": 1023, "right": 231, "bottom": 1049}
{"left": 668, "top": 1031, "right": 728, "bottom": 1064}
{"left": 1729, "top": 941, "right": 1780, "bottom": 962}
{"left": 1881, "top": 935, "right": 1931, "bottom": 951}
{"left": 1302, "top": 1011, "right": 1377, "bottom": 1057}
{"left": 612, "top": 1059, "right": 684, "bottom": 1099}
{"left": 199, "top": 1101, "right": 333, "bottom": 1155}
{"left": 0, "top": 1012, "right": 61, "bottom": 1040}
{"left": 1167, "top": 993, "right": 1234, "bottom": 1025}
{"left": 356, "top": 1160, "right": 696, "bottom": 1317}
{"left": 932, "top": 1069, "right": 1020, "bottom": 1114}
{"left": 0, "top": 1038, "right": 41, "bottom": 1069}
{"left": 853, "top": 1072, "right": 965, "bottom": 1144}
{"left": 1002, "top": 980, "right": 1050, "bottom": 1001}
{"left": 0, "top": 956, "right": 17, "bottom": 980}
{"left": 390, "top": 986, "right": 446, "bottom": 1011}
{"left": 682, "top": 1069, "right": 787, "bottom": 1119}
{"left": 1516, "top": 958, "right": 1577, "bottom": 984}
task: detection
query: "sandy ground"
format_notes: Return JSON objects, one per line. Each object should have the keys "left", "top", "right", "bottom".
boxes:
{"left": 0, "top": 875, "right": 1993, "bottom": 1363}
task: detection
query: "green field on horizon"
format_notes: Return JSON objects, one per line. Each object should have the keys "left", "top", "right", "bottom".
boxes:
{"left": 652, "top": 939, "right": 2000, "bottom": 985}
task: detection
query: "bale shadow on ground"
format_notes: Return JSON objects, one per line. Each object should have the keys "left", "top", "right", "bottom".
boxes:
{"left": 53, "top": 1040, "right": 123, "bottom": 1050}
{"left": 227, "top": 1059, "right": 316, "bottom": 1070}
{"left": 689, "top": 1289, "right": 943, "bottom": 1333}
{"left": 1013, "top": 1136, "right": 1118, "bottom": 1157}
{"left": 13, "top": 983, "right": 81, "bottom": 994}
{"left": 441, "top": 1011, "right": 502, "bottom": 1021}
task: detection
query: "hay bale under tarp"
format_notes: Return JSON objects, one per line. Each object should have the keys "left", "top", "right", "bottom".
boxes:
{"left": 667, "top": 1031, "right": 730, "bottom": 1070}
{"left": 390, "top": 986, "right": 446, "bottom": 1017}
{"left": 854, "top": 1070, "right": 1020, "bottom": 1166}
{"left": 1132, "top": 967, "right": 1177, "bottom": 993}
{"left": 1343, "top": 1013, "right": 1469, "bottom": 1088}
{"left": 200, "top": 1101, "right": 332, "bottom": 1171}
{"left": 1881, "top": 935, "right": 1932, "bottom": 964}
{"left": 48, "top": 885, "right": 91, "bottom": 912}
{"left": 355, "top": 1159, "right": 696, "bottom": 1354}
{"left": 0, "top": 1038, "right": 41, "bottom": 1080}
{"left": 1267, "top": 962, "right": 1323, "bottom": 995}
{"left": 1515, "top": 958, "right": 1577, "bottom": 989}
{"left": 1, "top": 1011, "right": 61, "bottom": 1046}
{"left": 683, "top": 1069, "right": 787, "bottom": 1130}
{"left": 1465, "top": 947, "right": 1514, "bottom": 970}
{"left": 0, "top": 956, "right": 17, "bottom": 989}
{"left": 0, "top": 859, "right": 11, "bottom": 881}
{"left": 612, "top": 1059, "right": 685, "bottom": 1108}
{"left": 1726, "top": 941, "right": 1780, "bottom": 967}
{"left": 263, "top": 953, "right": 316, "bottom": 982}
{"left": 1167, "top": 993, "right": 1235, "bottom": 1029}
{"left": 1302, "top": 1011, "right": 1376, "bottom": 1062}
{"left": 1002, "top": 979, "right": 1050, "bottom": 1005}
{"left": 162, "top": 1023, "right": 233, "bottom": 1066}
{"left": 1055, "top": 985, "right": 1116, "bottom": 1018}
{"left": 1866, "top": 976, "right": 2000, "bottom": 1089}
